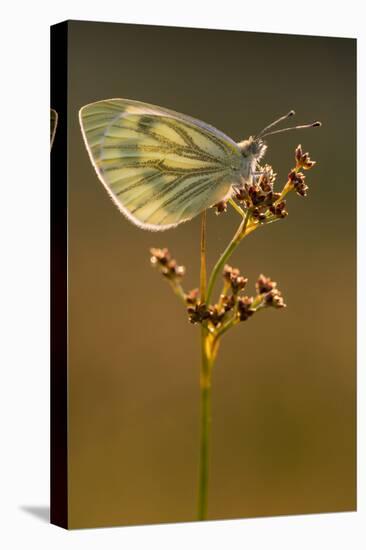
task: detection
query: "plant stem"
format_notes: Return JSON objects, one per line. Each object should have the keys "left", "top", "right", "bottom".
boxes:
{"left": 198, "top": 210, "right": 211, "bottom": 521}
{"left": 198, "top": 331, "right": 212, "bottom": 520}
{"left": 228, "top": 198, "right": 245, "bottom": 217}
{"left": 168, "top": 280, "right": 187, "bottom": 304}
{"left": 200, "top": 211, "right": 207, "bottom": 302}
{"left": 276, "top": 179, "right": 293, "bottom": 203}
{"left": 206, "top": 209, "right": 252, "bottom": 304}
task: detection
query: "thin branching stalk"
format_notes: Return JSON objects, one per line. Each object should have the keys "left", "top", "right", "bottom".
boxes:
{"left": 200, "top": 211, "right": 207, "bottom": 302}
{"left": 198, "top": 330, "right": 212, "bottom": 520}
{"left": 149, "top": 144, "right": 317, "bottom": 521}
{"left": 198, "top": 210, "right": 211, "bottom": 520}
{"left": 206, "top": 209, "right": 252, "bottom": 304}
{"left": 168, "top": 280, "right": 187, "bottom": 304}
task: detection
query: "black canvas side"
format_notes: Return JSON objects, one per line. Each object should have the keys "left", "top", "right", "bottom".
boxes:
{"left": 50, "top": 20, "right": 68, "bottom": 530}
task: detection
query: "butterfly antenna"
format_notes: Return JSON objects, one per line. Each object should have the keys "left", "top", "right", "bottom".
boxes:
{"left": 256, "top": 110, "right": 296, "bottom": 139}
{"left": 260, "top": 121, "right": 321, "bottom": 138}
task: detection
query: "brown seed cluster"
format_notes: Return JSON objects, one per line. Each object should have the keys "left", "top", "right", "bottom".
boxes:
{"left": 236, "top": 273, "right": 286, "bottom": 321}
{"left": 237, "top": 296, "right": 255, "bottom": 321}
{"left": 185, "top": 267, "right": 287, "bottom": 327}
{"left": 185, "top": 288, "right": 199, "bottom": 305}
{"left": 223, "top": 265, "right": 256, "bottom": 322}
{"left": 256, "top": 273, "right": 276, "bottom": 294}
{"left": 295, "top": 144, "right": 316, "bottom": 170}
{"left": 186, "top": 301, "right": 212, "bottom": 324}
{"left": 269, "top": 200, "right": 288, "bottom": 218}
{"left": 223, "top": 264, "right": 248, "bottom": 294}
{"left": 220, "top": 294, "right": 236, "bottom": 312}
{"left": 150, "top": 248, "right": 286, "bottom": 329}
{"left": 286, "top": 144, "right": 316, "bottom": 197}
{"left": 150, "top": 248, "right": 185, "bottom": 280}
{"left": 234, "top": 164, "right": 286, "bottom": 222}
{"left": 255, "top": 274, "right": 286, "bottom": 309}
{"left": 213, "top": 200, "right": 228, "bottom": 215}
{"left": 185, "top": 292, "right": 226, "bottom": 326}
{"left": 213, "top": 146, "right": 316, "bottom": 221}
{"left": 288, "top": 169, "right": 308, "bottom": 197}
{"left": 233, "top": 145, "right": 317, "bottom": 219}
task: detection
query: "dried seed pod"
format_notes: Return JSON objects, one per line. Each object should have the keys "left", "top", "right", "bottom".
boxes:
{"left": 213, "top": 200, "right": 228, "bottom": 214}
{"left": 187, "top": 302, "right": 210, "bottom": 324}
{"left": 269, "top": 200, "right": 288, "bottom": 219}
{"left": 288, "top": 170, "right": 309, "bottom": 197}
{"left": 208, "top": 305, "right": 226, "bottom": 327}
{"left": 220, "top": 294, "right": 236, "bottom": 312}
{"left": 234, "top": 187, "right": 248, "bottom": 203}
{"left": 237, "top": 296, "right": 255, "bottom": 321}
{"left": 258, "top": 164, "right": 276, "bottom": 192}
{"left": 185, "top": 288, "right": 199, "bottom": 305}
{"left": 252, "top": 208, "right": 267, "bottom": 223}
{"left": 150, "top": 247, "right": 170, "bottom": 266}
{"left": 295, "top": 144, "right": 316, "bottom": 170}
{"left": 256, "top": 274, "right": 277, "bottom": 294}
{"left": 264, "top": 288, "right": 286, "bottom": 309}
{"left": 150, "top": 248, "right": 185, "bottom": 280}
{"left": 223, "top": 265, "right": 247, "bottom": 293}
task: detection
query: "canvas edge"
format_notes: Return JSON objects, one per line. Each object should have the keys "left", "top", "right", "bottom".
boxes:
{"left": 50, "top": 20, "right": 69, "bottom": 530}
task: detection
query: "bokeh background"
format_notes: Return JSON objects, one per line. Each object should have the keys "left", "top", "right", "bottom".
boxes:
{"left": 66, "top": 21, "right": 356, "bottom": 528}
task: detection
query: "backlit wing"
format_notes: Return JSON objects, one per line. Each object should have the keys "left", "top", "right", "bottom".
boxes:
{"left": 79, "top": 99, "right": 242, "bottom": 230}
{"left": 50, "top": 109, "right": 58, "bottom": 149}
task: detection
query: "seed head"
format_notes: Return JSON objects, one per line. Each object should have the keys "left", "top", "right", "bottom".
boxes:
{"left": 255, "top": 274, "right": 286, "bottom": 309}
{"left": 264, "top": 288, "right": 286, "bottom": 309}
{"left": 187, "top": 302, "right": 210, "bottom": 324}
{"left": 185, "top": 288, "right": 199, "bottom": 305}
{"left": 207, "top": 305, "right": 226, "bottom": 327}
{"left": 256, "top": 274, "right": 277, "bottom": 294}
{"left": 288, "top": 170, "right": 309, "bottom": 197}
{"left": 150, "top": 247, "right": 170, "bottom": 266}
{"left": 223, "top": 264, "right": 248, "bottom": 293}
{"left": 150, "top": 247, "right": 185, "bottom": 280}
{"left": 295, "top": 144, "right": 316, "bottom": 170}
{"left": 220, "top": 294, "right": 236, "bottom": 312}
{"left": 258, "top": 164, "right": 277, "bottom": 192}
{"left": 237, "top": 296, "right": 255, "bottom": 321}
{"left": 213, "top": 200, "right": 228, "bottom": 215}
{"left": 269, "top": 200, "right": 288, "bottom": 219}
{"left": 234, "top": 187, "right": 248, "bottom": 203}
{"left": 252, "top": 208, "right": 268, "bottom": 223}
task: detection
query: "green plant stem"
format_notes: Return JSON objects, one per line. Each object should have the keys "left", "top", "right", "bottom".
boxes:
{"left": 200, "top": 211, "right": 207, "bottom": 302}
{"left": 228, "top": 198, "right": 245, "bottom": 217}
{"left": 206, "top": 209, "right": 252, "bottom": 304}
{"left": 198, "top": 331, "right": 212, "bottom": 520}
{"left": 168, "top": 280, "right": 187, "bottom": 304}
{"left": 198, "top": 210, "right": 211, "bottom": 521}
{"left": 276, "top": 180, "right": 293, "bottom": 203}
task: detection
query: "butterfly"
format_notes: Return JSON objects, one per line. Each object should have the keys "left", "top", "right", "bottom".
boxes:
{"left": 79, "top": 99, "right": 320, "bottom": 231}
{"left": 50, "top": 108, "right": 58, "bottom": 149}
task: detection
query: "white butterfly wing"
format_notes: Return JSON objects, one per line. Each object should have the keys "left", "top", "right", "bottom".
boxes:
{"left": 50, "top": 108, "right": 58, "bottom": 149}
{"left": 79, "top": 99, "right": 243, "bottom": 230}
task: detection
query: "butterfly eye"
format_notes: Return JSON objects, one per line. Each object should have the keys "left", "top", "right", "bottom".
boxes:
{"left": 238, "top": 139, "right": 254, "bottom": 158}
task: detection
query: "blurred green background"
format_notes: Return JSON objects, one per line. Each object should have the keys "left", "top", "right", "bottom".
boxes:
{"left": 66, "top": 21, "right": 356, "bottom": 528}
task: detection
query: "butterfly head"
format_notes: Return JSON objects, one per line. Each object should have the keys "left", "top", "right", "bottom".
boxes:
{"left": 238, "top": 136, "right": 267, "bottom": 162}
{"left": 237, "top": 136, "right": 268, "bottom": 181}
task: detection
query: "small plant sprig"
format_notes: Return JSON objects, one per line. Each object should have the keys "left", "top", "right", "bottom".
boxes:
{"left": 150, "top": 144, "right": 316, "bottom": 520}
